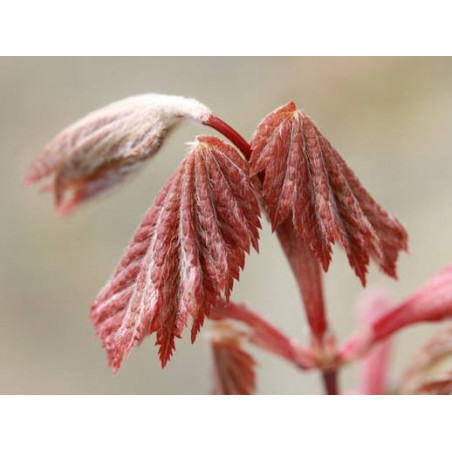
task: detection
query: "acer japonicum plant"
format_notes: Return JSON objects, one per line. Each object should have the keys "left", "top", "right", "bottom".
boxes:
{"left": 27, "top": 94, "right": 452, "bottom": 395}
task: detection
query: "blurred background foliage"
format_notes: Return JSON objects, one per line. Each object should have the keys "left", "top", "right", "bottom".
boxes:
{"left": 1, "top": 57, "right": 452, "bottom": 394}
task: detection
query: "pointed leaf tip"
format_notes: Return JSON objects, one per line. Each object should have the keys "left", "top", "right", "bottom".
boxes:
{"left": 250, "top": 101, "right": 408, "bottom": 284}
{"left": 91, "top": 136, "right": 261, "bottom": 370}
{"left": 27, "top": 94, "right": 212, "bottom": 214}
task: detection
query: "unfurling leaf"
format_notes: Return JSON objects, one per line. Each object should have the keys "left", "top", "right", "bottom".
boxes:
{"left": 341, "top": 267, "right": 452, "bottom": 361}
{"left": 402, "top": 324, "right": 452, "bottom": 394}
{"left": 210, "top": 322, "right": 257, "bottom": 395}
{"left": 91, "top": 136, "right": 261, "bottom": 370}
{"left": 26, "top": 94, "right": 212, "bottom": 215}
{"left": 250, "top": 101, "right": 408, "bottom": 284}
{"left": 369, "top": 267, "right": 452, "bottom": 343}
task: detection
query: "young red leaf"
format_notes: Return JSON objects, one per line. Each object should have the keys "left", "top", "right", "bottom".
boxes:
{"left": 250, "top": 101, "right": 408, "bottom": 284}
{"left": 26, "top": 94, "right": 212, "bottom": 215}
{"left": 91, "top": 136, "right": 261, "bottom": 370}
{"left": 341, "top": 267, "right": 452, "bottom": 361}
{"left": 210, "top": 322, "right": 257, "bottom": 395}
{"left": 402, "top": 324, "right": 452, "bottom": 394}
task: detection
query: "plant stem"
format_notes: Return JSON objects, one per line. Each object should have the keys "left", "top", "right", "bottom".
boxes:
{"left": 204, "top": 115, "right": 252, "bottom": 159}
{"left": 276, "top": 219, "right": 328, "bottom": 343}
{"left": 211, "top": 302, "right": 316, "bottom": 370}
{"left": 322, "top": 370, "right": 339, "bottom": 395}
{"left": 278, "top": 220, "right": 339, "bottom": 394}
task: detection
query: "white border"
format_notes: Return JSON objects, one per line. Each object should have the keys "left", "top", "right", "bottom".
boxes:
{"left": 1, "top": 1, "right": 451, "bottom": 55}
{"left": 0, "top": 396, "right": 450, "bottom": 451}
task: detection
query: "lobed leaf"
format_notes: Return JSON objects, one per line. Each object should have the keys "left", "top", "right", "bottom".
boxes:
{"left": 91, "top": 136, "right": 261, "bottom": 370}
{"left": 250, "top": 101, "right": 408, "bottom": 284}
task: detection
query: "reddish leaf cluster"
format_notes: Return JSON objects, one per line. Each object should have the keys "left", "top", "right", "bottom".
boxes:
{"left": 29, "top": 94, "right": 428, "bottom": 395}
{"left": 210, "top": 322, "right": 257, "bottom": 395}
{"left": 250, "top": 101, "right": 408, "bottom": 284}
{"left": 26, "top": 94, "right": 211, "bottom": 215}
{"left": 91, "top": 136, "right": 261, "bottom": 369}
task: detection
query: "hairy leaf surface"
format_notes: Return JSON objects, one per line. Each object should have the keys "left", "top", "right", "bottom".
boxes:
{"left": 250, "top": 101, "right": 408, "bottom": 284}
{"left": 91, "top": 136, "right": 261, "bottom": 369}
{"left": 26, "top": 94, "right": 212, "bottom": 215}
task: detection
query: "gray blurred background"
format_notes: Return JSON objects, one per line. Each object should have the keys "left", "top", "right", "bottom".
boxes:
{"left": 1, "top": 57, "right": 452, "bottom": 394}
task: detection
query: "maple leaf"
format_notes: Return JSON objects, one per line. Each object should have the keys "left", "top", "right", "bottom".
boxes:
{"left": 250, "top": 101, "right": 408, "bottom": 284}
{"left": 26, "top": 94, "right": 212, "bottom": 215}
{"left": 91, "top": 136, "right": 261, "bottom": 370}
{"left": 210, "top": 322, "right": 257, "bottom": 395}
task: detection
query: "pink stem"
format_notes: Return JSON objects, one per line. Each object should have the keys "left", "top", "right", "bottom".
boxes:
{"left": 360, "top": 341, "right": 391, "bottom": 395}
{"left": 340, "top": 267, "right": 452, "bottom": 362}
{"left": 211, "top": 302, "right": 316, "bottom": 370}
